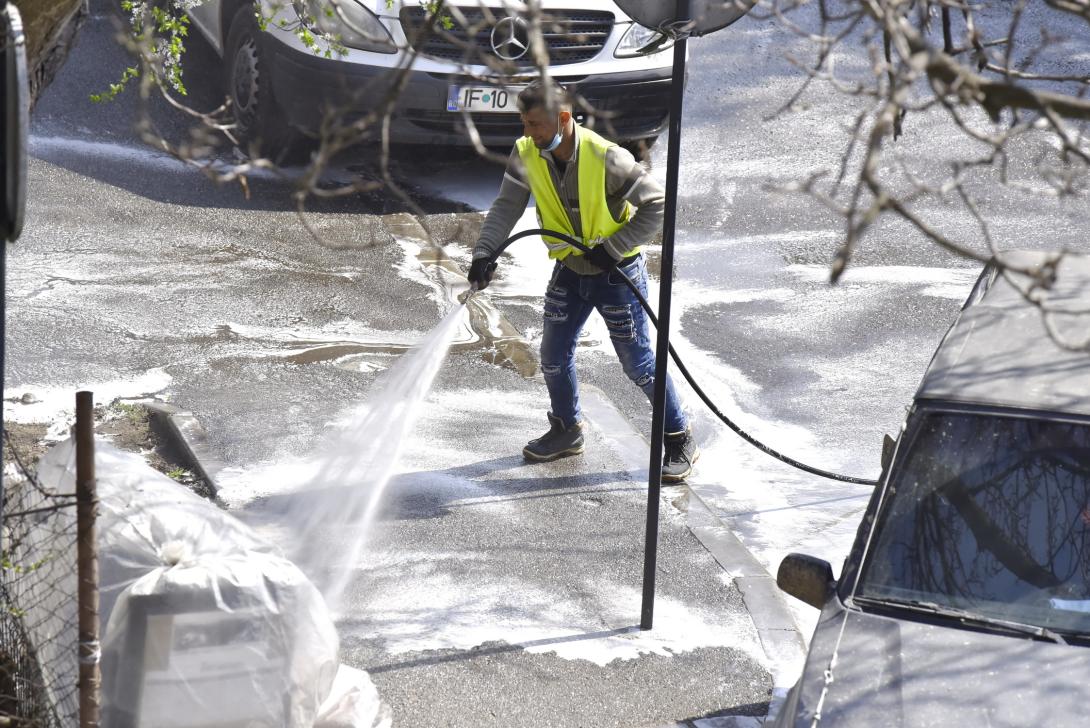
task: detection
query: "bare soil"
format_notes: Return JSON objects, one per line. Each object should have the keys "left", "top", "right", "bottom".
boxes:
{"left": 3, "top": 402, "right": 213, "bottom": 500}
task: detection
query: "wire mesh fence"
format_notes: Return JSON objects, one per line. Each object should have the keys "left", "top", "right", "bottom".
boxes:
{"left": 2, "top": 429, "right": 81, "bottom": 727}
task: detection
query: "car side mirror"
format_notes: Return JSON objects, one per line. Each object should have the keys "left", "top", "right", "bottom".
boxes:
{"left": 777, "top": 553, "right": 835, "bottom": 609}
{"left": 880, "top": 433, "right": 896, "bottom": 473}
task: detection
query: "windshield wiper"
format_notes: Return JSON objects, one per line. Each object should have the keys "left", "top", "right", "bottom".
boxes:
{"left": 852, "top": 595, "right": 1068, "bottom": 645}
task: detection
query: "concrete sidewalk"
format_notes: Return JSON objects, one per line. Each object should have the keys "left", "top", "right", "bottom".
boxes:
{"left": 154, "top": 339, "right": 805, "bottom": 728}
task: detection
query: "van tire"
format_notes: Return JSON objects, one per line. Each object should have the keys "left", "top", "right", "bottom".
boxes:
{"left": 623, "top": 136, "right": 658, "bottom": 162}
{"left": 223, "top": 5, "right": 303, "bottom": 163}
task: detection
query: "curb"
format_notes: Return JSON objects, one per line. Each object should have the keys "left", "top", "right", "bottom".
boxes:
{"left": 682, "top": 487, "right": 807, "bottom": 665}
{"left": 682, "top": 487, "right": 804, "bottom": 724}
{"left": 580, "top": 388, "right": 807, "bottom": 661}
{"left": 144, "top": 402, "right": 224, "bottom": 497}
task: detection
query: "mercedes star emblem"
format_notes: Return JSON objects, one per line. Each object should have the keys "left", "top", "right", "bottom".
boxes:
{"left": 491, "top": 16, "right": 530, "bottom": 61}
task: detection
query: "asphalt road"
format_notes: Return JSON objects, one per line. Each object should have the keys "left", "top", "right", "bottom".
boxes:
{"left": 14, "top": 2, "right": 781, "bottom": 725}
{"left": 632, "top": 1, "right": 1090, "bottom": 624}
{"left": 9, "top": 0, "right": 1090, "bottom": 724}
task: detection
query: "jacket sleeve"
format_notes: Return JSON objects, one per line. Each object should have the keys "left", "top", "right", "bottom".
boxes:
{"left": 601, "top": 146, "right": 665, "bottom": 260}
{"left": 473, "top": 146, "right": 532, "bottom": 261}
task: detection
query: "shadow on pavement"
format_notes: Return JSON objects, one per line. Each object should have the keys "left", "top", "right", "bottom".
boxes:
{"left": 242, "top": 457, "right": 639, "bottom": 525}
{"left": 30, "top": 0, "right": 506, "bottom": 214}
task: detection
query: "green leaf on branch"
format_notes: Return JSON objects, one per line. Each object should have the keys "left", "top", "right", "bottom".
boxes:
{"left": 90, "top": 66, "right": 140, "bottom": 103}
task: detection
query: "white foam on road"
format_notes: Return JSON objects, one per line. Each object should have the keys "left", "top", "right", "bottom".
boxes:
{"left": 671, "top": 280, "right": 799, "bottom": 306}
{"left": 214, "top": 219, "right": 954, "bottom": 673}
{"left": 30, "top": 136, "right": 196, "bottom": 174}
{"left": 4, "top": 368, "right": 173, "bottom": 434}
{"left": 224, "top": 382, "right": 767, "bottom": 669}
{"left": 661, "top": 249, "right": 982, "bottom": 644}
{"left": 342, "top": 555, "right": 765, "bottom": 667}
{"left": 673, "top": 229, "right": 841, "bottom": 252}
{"left": 224, "top": 319, "right": 444, "bottom": 350}
{"left": 657, "top": 238, "right": 885, "bottom": 639}
{"left": 432, "top": 221, "right": 875, "bottom": 621}
{"left": 215, "top": 394, "right": 504, "bottom": 512}
{"left": 215, "top": 309, "right": 475, "bottom": 510}
{"left": 694, "top": 716, "right": 763, "bottom": 728}
{"left": 217, "top": 454, "right": 330, "bottom": 508}
{"left": 788, "top": 263, "right": 980, "bottom": 299}
{"left": 29, "top": 136, "right": 287, "bottom": 181}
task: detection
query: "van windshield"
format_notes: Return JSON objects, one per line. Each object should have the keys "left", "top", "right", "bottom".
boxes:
{"left": 857, "top": 411, "right": 1090, "bottom": 635}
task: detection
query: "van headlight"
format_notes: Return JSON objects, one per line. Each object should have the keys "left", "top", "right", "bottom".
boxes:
{"left": 291, "top": 0, "right": 397, "bottom": 54}
{"left": 614, "top": 22, "right": 672, "bottom": 57}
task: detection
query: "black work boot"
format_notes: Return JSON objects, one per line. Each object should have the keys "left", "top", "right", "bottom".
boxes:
{"left": 662, "top": 427, "right": 699, "bottom": 482}
{"left": 523, "top": 414, "right": 585, "bottom": 462}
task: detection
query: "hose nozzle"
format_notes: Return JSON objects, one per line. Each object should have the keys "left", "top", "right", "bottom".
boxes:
{"left": 457, "top": 283, "right": 479, "bottom": 305}
{"left": 461, "top": 260, "right": 496, "bottom": 304}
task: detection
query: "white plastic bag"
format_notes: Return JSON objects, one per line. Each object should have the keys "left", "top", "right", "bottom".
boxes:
{"left": 38, "top": 438, "right": 348, "bottom": 727}
{"left": 316, "top": 665, "right": 393, "bottom": 728}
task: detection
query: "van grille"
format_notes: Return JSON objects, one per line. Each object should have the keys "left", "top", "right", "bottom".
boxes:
{"left": 399, "top": 7, "right": 615, "bottom": 66}
{"left": 403, "top": 79, "right": 672, "bottom": 141}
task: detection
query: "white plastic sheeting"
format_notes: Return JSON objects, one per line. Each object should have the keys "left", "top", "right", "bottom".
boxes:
{"left": 36, "top": 438, "right": 389, "bottom": 728}
{"left": 317, "top": 665, "right": 391, "bottom": 728}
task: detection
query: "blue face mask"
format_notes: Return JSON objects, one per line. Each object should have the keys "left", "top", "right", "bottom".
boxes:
{"left": 542, "top": 130, "right": 563, "bottom": 152}
{"left": 540, "top": 114, "right": 563, "bottom": 152}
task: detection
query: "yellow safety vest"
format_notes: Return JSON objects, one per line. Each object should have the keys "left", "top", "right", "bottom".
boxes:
{"left": 516, "top": 126, "right": 635, "bottom": 261}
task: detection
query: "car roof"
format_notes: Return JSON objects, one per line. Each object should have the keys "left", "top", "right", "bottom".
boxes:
{"left": 916, "top": 249, "right": 1090, "bottom": 418}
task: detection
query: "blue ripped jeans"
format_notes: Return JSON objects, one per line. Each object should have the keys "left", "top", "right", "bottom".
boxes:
{"left": 540, "top": 255, "right": 688, "bottom": 433}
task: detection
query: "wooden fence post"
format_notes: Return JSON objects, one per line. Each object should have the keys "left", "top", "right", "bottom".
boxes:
{"left": 75, "top": 391, "right": 100, "bottom": 727}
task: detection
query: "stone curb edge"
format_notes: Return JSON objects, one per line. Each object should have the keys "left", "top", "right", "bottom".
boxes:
{"left": 683, "top": 486, "right": 807, "bottom": 662}
{"left": 682, "top": 486, "right": 804, "bottom": 725}
{"left": 580, "top": 387, "right": 806, "bottom": 718}
{"left": 144, "top": 402, "right": 224, "bottom": 497}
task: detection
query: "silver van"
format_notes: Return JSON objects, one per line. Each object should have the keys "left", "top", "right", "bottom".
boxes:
{"left": 185, "top": 1, "right": 676, "bottom": 154}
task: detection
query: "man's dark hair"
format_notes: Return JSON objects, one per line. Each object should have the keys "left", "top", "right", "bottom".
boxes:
{"left": 517, "top": 80, "right": 571, "bottom": 115}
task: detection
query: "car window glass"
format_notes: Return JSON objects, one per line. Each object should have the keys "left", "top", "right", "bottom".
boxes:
{"left": 858, "top": 412, "right": 1090, "bottom": 633}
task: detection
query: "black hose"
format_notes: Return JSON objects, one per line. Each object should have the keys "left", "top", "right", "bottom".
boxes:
{"left": 491, "top": 228, "right": 879, "bottom": 487}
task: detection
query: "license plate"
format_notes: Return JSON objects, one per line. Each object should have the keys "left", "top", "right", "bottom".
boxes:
{"left": 446, "top": 85, "right": 524, "bottom": 113}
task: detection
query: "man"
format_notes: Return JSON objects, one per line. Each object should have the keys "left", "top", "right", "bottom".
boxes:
{"left": 467, "top": 80, "right": 698, "bottom": 482}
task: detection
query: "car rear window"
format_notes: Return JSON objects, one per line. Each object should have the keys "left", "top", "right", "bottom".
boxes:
{"left": 858, "top": 411, "right": 1090, "bottom": 633}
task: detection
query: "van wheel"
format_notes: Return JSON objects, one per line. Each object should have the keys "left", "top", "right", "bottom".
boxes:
{"left": 223, "top": 5, "right": 302, "bottom": 162}
{"left": 623, "top": 137, "right": 658, "bottom": 162}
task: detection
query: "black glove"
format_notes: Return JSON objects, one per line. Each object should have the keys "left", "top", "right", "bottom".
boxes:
{"left": 584, "top": 243, "right": 620, "bottom": 272}
{"left": 468, "top": 257, "right": 497, "bottom": 290}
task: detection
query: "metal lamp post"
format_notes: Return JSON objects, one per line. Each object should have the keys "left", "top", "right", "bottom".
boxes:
{"left": 612, "top": 0, "right": 756, "bottom": 630}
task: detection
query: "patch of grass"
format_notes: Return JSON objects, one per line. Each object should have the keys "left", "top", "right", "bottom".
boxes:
{"left": 109, "top": 401, "right": 147, "bottom": 426}
{"left": 7, "top": 403, "right": 215, "bottom": 503}
{"left": 98, "top": 401, "right": 154, "bottom": 456}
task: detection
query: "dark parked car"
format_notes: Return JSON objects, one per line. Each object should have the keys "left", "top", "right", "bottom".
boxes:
{"left": 774, "top": 250, "right": 1090, "bottom": 727}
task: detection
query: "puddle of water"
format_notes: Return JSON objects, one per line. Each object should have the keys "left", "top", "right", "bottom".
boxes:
{"left": 285, "top": 343, "right": 407, "bottom": 365}
{"left": 270, "top": 304, "right": 468, "bottom": 614}
{"left": 408, "top": 234, "right": 541, "bottom": 380}
{"left": 462, "top": 293, "right": 539, "bottom": 378}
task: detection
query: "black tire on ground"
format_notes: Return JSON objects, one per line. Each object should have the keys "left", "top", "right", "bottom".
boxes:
{"left": 223, "top": 5, "right": 304, "bottom": 162}
{"left": 622, "top": 136, "right": 658, "bottom": 162}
